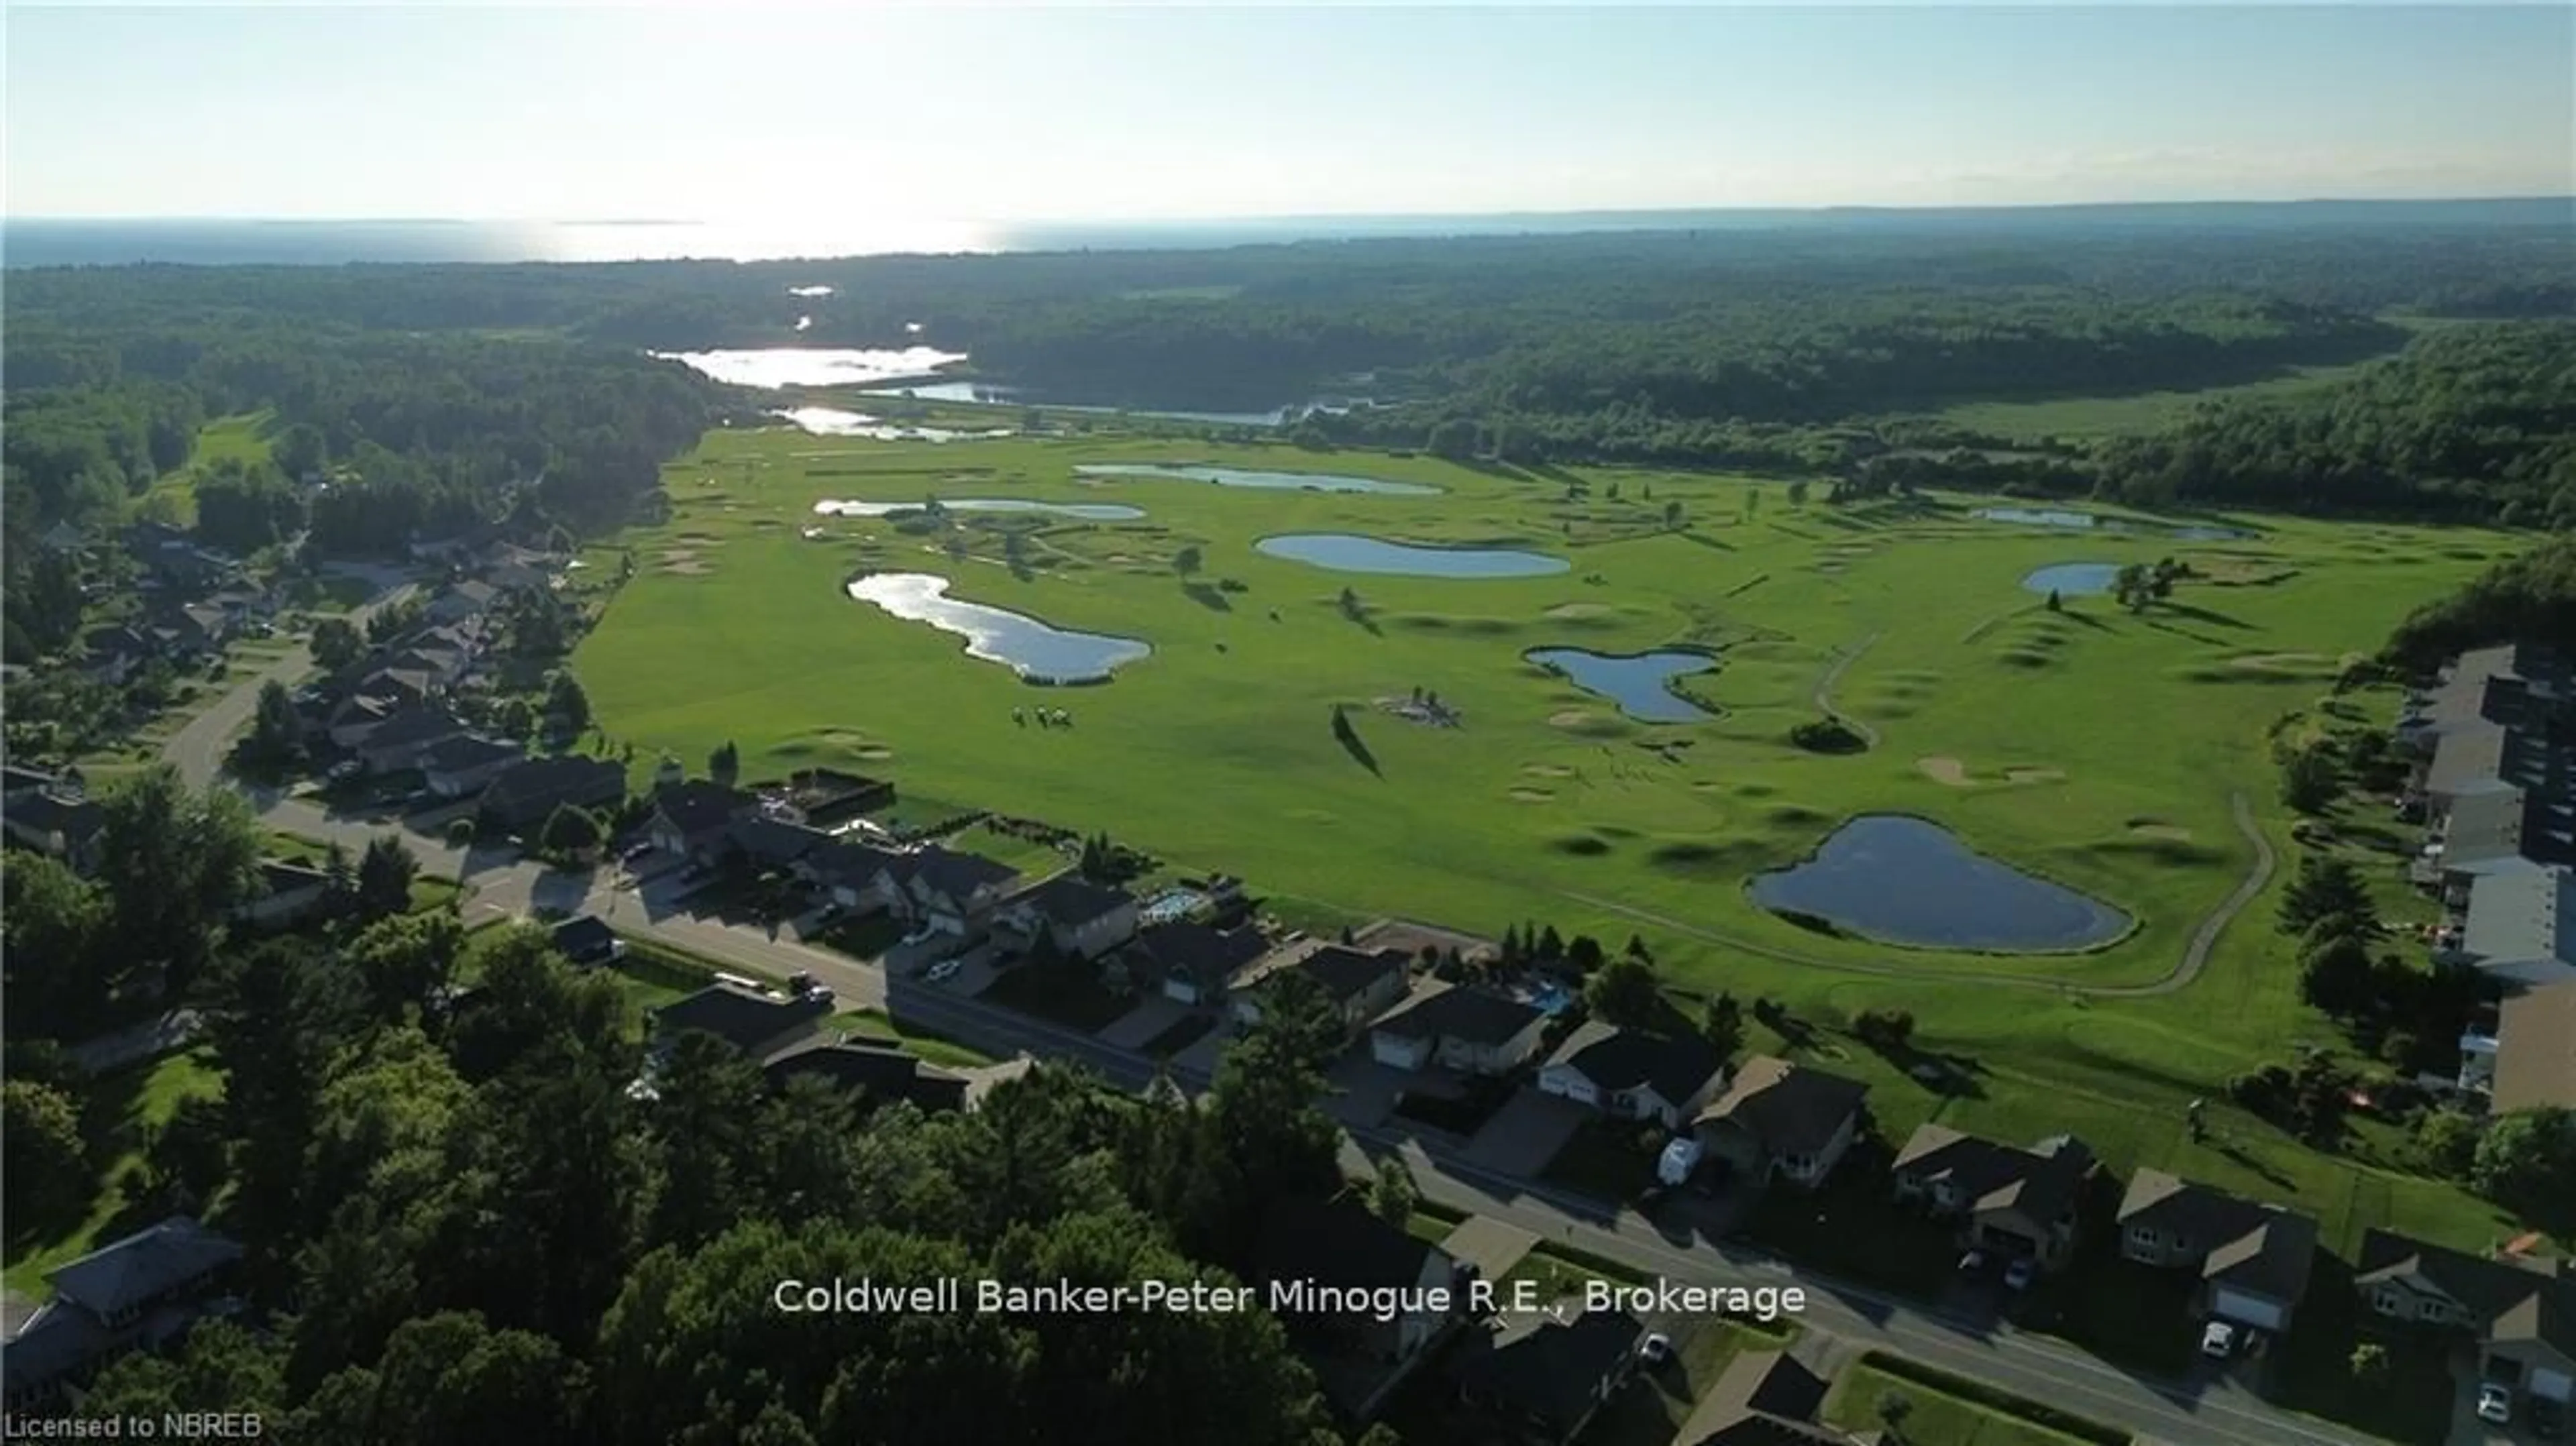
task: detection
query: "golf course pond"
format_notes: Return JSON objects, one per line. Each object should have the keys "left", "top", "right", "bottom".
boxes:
{"left": 2021, "top": 561, "right": 2124, "bottom": 596}
{"left": 1524, "top": 647, "right": 1717, "bottom": 723}
{"left": 815, "top": 498, "right": 1145, "bottom": 520}
{"left": 771, "top": 406, "right": 1013, "bottom": 442}
{"left": 844, "top": 573, "right": 1151, "bottom": 683}
{"left": 652, "top": 346, "right": 969, "bottom": 389}
{"left": 1750, "top": 814, "right": 2133, "bottom": 952}
{"left": 1256, "top": 533, "right": 1569, "bottom": 577}
{"left": 1071, "top": 463, "right": 1442, "bottom": 496}
{"left": 1975, "top": 506, "right": 2251, "bottom": 543}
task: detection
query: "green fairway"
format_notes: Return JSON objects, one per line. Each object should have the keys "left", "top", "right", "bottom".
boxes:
{"left": 136, "top": 410, "right": 277, "bottom": 526}
{"left": 576, "top": 424, "right": 2534, "bottom": 1254}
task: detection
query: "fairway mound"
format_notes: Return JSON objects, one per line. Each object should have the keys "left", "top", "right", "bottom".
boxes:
{"left": 1508, "top": 787, "right": 1555, "bottom": 803}
{"left": 1394, "top": 613, "right": 1520, "bottom": 637}
{"left": 1996, "top": 647, "right": 2055, "bottom": 669}
{"left": 1548, "top": 834, "right": 1611, "bottom": 856}
{"left": 2126, "top": 820, "right": 2194, "bottom": 840}
{"left": 1548, "top": 709, "right": 1631, "bottom": 739}
{"left": 1766, "top": 803, "right": 1828, "bottom": 826}
{"left": 1646, "top": 838, "right": 1766, "bottom": 877}
{"left": 1917, "top": 757, "right": 1974, "bottom": 786}
{"left": 2224, "top": 651, "right": 2340, "bottom": 675}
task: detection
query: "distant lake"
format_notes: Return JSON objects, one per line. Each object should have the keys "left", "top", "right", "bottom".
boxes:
{"left": 2021, "top": 562, "right": 2123, "bottom": 596}
{"left": 771, "top": 406, "right": 1011, "bottom": 442}
{"left": 845, "top": 573, "right": 1149, "bottom": 683}
{"left": 655, "top": 347, "right": 968, "bottom": 389}
{"left": 865, "top": 380, "right": 1379, "bottom": 429}
{"left": 1256, "top": 534, "right": 1568, "bottom": 578}
{"left": 1751, "top": 814, "right": 2133, "bottom": 952}
{"left": 1072, "top": 463, "right": 1440, "bottom": 496}
{"left": 1976, "top": 507, "right": 2250, "bottom": 543}
{"left": 815, "top": 498, "right": 1144, "bottom": 520}
{"left": 1526, "top": 648, "right": 1717, "bottom": 723}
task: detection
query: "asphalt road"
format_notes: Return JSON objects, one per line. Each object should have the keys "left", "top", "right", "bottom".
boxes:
{"left": 164, "top": 583, "right": 2372, "bottom": 1446}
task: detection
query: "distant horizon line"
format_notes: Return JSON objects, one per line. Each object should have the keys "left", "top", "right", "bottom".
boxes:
{"left": 11, "top": 195, "right": 2575, "bottom": 227}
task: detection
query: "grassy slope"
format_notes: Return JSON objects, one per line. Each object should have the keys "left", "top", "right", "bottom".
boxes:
{"left": 139, "top": 410, "right": 276, "bottom": 526}
{"left": 576, "top": 425, "right": 2534, "bottom": 1254}
{"left": 3, "top": 1049, "right": 224, "bottom": 1296}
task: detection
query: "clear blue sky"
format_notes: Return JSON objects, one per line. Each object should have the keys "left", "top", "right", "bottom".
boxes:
{"left": 6, "top": 3, "right": 2571, "bottom": 222}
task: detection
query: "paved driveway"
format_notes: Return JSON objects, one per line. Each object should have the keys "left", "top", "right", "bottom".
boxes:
{"left": 1325, "top": 1054, "right": 1411, "bottom": 1129}
{"left": 1460, "top": 1088, "right": 1591, "bottom": 1177}
{"left": 1097, "top": 996, "right": 1189, "bottom": 1049}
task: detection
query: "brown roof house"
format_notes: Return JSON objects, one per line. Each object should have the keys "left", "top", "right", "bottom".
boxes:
{"left": 1691, "top": 1056, "right": 1869, "bottom": 1190}
{"left": 2117, "top": 1170, "right": 2320, "bottom": 1333}
{"left": 2355, "top": 1229, "right": 2576, "bottom": 1405}
{"left": 2494, "top": 979, "right": 2576, "bottom": 1113}
{"left": 1891, "top": 1125, "right": 2096, "bottom": 1273}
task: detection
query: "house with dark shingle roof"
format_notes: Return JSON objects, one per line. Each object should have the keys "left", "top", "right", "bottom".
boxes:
{"left": 994, "top": 873, "right": 1140, "bottom": 960}
{"left": 1232, "top": 942, "right": 1411, "bottom": 1036}
{"left": 1892, "top": 1125, "right": 2096, "bottom": 1272}
{"left": 797, "top": 838, "right": 906, "bottom": 909}
{"left": 233, "top": 859, "right": 338, "bottom": 932}
{"left": 1676, "top": 1348, "right": 1844, "bottom": 1446}
{"left": 1368, "top": 983, "right": 1549, "bottom": 1075}
{"left": 649, "top": 981, "right": 833, "bottom": 1064}
{"left": 356, "top": 704, "right": 468, "bottom": 774}
{"left": 730, "top": 814, "right": 832, "bottom": 871}
{"left": 1540, "top": 1021, "right": 1731, "bottom": 1128}
{"left": 551, "top": 914, "right": 624, "bottom": 966}
{"left": 1252, "top": 1194, "right": 1462, "bottom": 1421}
{"left": 764, "top": 1038, "right": 969, "bottom": 1114}
{"left": 1, "top": 1216, "right": 243, "bottom": 1411}
{"left": 1692, "top": 1056, "right": 1870, "bottom": 1190}
{"left": 2355, "top": 1228, "right": 2575, "bottom": 1405}
{"left": 421, "top": 734, "right": 526, "bottom": 799}
{"left": 1446, "top": 1305, "right": 1645, "bottom": 1445}
{"left": 2, "top": 787, "right": 109, "bottom": 875}
{"left": 1127, "top": 920, "right": 1277, "bottom": 1006}
{"left": 2117, "top": 1168, "right": 2319, "bottom": 1332}
{"left": 884, "top": 845, "right": 1020, "bottom": 938}
{"left": 648, "top": 781, "right": 754, "bottom": 865}
{"left": 478, "top": 755, "right": 627, "bottom": 834}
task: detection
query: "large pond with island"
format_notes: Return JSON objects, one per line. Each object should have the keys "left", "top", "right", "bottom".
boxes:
{"left": 1525, "top": 648, "right": 1718, "bottom": 723}
{"left": 1750, "top": 814, "right": 2133, "bottom": 952}
{"left": 1255, "top": 534, "right": 1568, "bottom": 577}
{"left": 844, "top": 573, "right": 1149, "bottom": 684}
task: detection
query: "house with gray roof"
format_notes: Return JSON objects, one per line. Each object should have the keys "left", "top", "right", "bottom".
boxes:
{"left": 1, "top": 1217, "right": 243, "bottom": 1410}
{"left": 1126, "top": 920, "right": 1277, "bottom": 1006}
{"left": 994, "top": 873, "right": 1139, "bottom": 961}
{"left": 2357, "top": 1229, "right": 2575, "bottom": 1406}
{"left": 1692, "top": 1056, "right": 1870, "bottom": 1190}
{"left": 2494, "top": 979, "right": 2576, "bottom": 1114}
{"left": 1232, "top": 942, "right": 1411, "bottom": 1036}
{"left": 649, "top": 981, "right": 833, "bottom": 1064}
{"left": 764, "top": 1038, "right": 969, "bottom": 1114}
{"left": 1368, "top": 982, "right": 1550, "bottom": 1075}
{"left": 1540, "top": 1021, "right": 1731, "bottom": 1128}
{"left": 2118, "top": 1170, "right": 2320, "bottom": 1333}
{"left": 1892, "top": 1125, "right": 2096, "bottom": 1273}
{"left": 1446, "top": 1304, "right": 1646, "bottom": 1445}
{"left": 2455, "top": 863, "right": 2576, "bottom": 987}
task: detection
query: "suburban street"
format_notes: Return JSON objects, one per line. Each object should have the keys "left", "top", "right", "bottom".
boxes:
{"left": 162, "top": 585, "right": 2377, "bottom": 1446}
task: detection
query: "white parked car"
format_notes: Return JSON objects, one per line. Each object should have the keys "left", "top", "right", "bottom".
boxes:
{"left": 2477, "top": 1384, "right": 2513, "bottom": 1426}
{"left": 926, "top": 958, "right": 964, "bottom": 985}
{"left": 2200, "top": 1321, "right": 2238, "bottom": 1359}
{"left": 1637, "top": 1333, "right": 1674, "bottom": 1368}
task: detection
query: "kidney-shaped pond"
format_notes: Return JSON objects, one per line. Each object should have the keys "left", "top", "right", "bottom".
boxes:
{"left": 845, "top": 573, "right": 1150, "bottom": 683}
{"left": 1750, "top": 814, "right": 2133, "bottom": 952}
{"left": 816, "top": 498, "right": 1144, "bottom": 520}
{"left": 1257, "top": 534, "right": 1568, "bottom": 578}
{"left": 1525, "top": 648, "right": 1717, "bottom": 723}
{"left": 1072, "top": 463, "right": 1440, "bottom": 496}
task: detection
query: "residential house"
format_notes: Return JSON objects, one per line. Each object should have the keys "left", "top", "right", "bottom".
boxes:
{"left": 1446, "top": 1306, "right": 1644, "bottom": 1446}
{"left": 327, "top": 669, "right": 441, "bottom": 748}
{"left": 1540, "top": 1022, "right": 1731, "bottom": 1129}
{"left": 1251, "top": 1195, "right": 1462, "bottom": 1421}
{"left": 1232, "top": 943, "right": 1411, "bottom": 1035}
{"left": 2494, "top": 979, "right": 2576, "bottom": 1113}
{"left": 1891, "top": 1126, "right": 2096, "bottom": 1273}
{"left": 81, "top": 623, "right": 158, "bottom": 685}
{"left": 38, "top": 519, "right": 87, "bottom": 555}
{"left": 1, "top": 1217, "right": 244, "bottom": 1411}
{"left": 423, "top": 579, "right": 501, "bottom": 627}
{"left": 421, "top": 734, "right": 527, "bottom": 800}
{"left": 731, "top": 814, "right": 833, "bottom": 872}
{"left": 763, "top": 767, "right": 896, "bottom": 828}
{"left": 123, "top": 522, "right": 237, "bottom": 592}
{"left": 994, "top": 873, "right": 1141, "bottom": 961}
{"left": 356, "top": 704, "right": 470, "bottom": 775}
{"left": 2453, "top": 864, "right": 2576, "bottom": 987}
{"left": 2356, "top": 1229, "right": 2576, "bottom": 1405}
{"left": 148, "top": 601, "right": 231, "bottom": 659}
{"left": 885, "top": 846, "right": 1020, "bottom": 938}
{"left": 1676, "top": 1349, "right": 1845, "bottom": 1446}
{"left": 649, "top": 981, "right": 834, "bottom": 1066}
{"left": 477, "top": 755, "right": 627, "bottom": 836}
{"left": 233, "top": 860, "right": 338, "bottom": 932}
{"left": 2, "top": 765, "right": 73, "bottom": 803}
{"left": 2117, "top": 1170, "right": 2320, "bottom": 1333}
{"left": 551, "top": 915, "right": 624, "bottom": 966}
{"left": 2, "top": 788, "right": 109, "bottom": 875}
{"left": 1368, "top": 983, "right": 1549, "bottom": 1075}
{"left": 648, "top": 781, "right": 755, "bottom": 865}
{"left": 1692, "top": 1056, "right": 1870, "bottom": 1190}
{"left": 798, "top": 838, "right": 906, "bottom": 911}
{"left": 763, "top": 1038, "right": 969, "bottom": 1114}
{"left": 1127, "top": 920, "right": 1276, "bottom": 1006}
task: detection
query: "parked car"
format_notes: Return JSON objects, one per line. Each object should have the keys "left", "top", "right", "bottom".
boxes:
{"left": 926, "top": 958, "right": 964, "bottom": 985}
{"left": 2478, "top": 1384, "right": 2514, "bottom": 1427}
{"left": 2002, "top": 1258, "right": 2037, "bottom": 1292}
{"left": 1957, "top": 1249, "right": 1988, "bottom": 1276}
{"left": 618, "top": 840, "right": 652, "bottom": 863}
{"left": 2529, "top": 1395, "right": 2563, "bottom": 1440}
{"left": 1637, "top": 1333, "right": 1674, "bottom": 1368}
{"left": 899, "top": 926, "right": 939, "bottom": 948}
{"left": 2200, "top": 1321, "right": 2239, "bottom": 1360}
{"left": 326, "top": 759, "right": 363, "bottom": 782}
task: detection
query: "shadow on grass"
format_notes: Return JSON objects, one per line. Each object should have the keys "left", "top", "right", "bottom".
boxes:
{"left": 2161, "top": 601, "right": 2258, "bottom": 631}
{"left": 1336, "top": 726, "right": 1383, "bottom": 778}
{"left": 1181, "top": 581, "right": 1232, "bottom": 612}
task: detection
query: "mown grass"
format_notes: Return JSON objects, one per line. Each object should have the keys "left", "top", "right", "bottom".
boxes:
{"left": 1823, "top": 1359, "right": 2126, "bottom": 1446}
{"left": 572, "top": 424, "right": 2539, "bottom": 1256}
{"left": 1930, "top": 359, "right": 2392, "bottom": 441}
{"left": 3, "top": 1048, "right": 224, "bottom": 1298}
{"left": 136, "top": 410, "right": 276, "bottom": 526}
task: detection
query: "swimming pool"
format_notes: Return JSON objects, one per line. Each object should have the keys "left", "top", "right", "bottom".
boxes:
{"left": 1140, "top": 889, "right": 1207, "bottom": 926}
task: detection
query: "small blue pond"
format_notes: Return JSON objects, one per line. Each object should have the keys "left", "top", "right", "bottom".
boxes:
{"left": 1750, "top": 814, "right": 2133, "bottom": 952}
{"left": 1256, "top": 533, "right": 1568, "bottom": 578}
{"left": 1525, "top": 648, "right": 1717, "bottom": 724}
{"left": 1975, "top": 507, "right": 2249, "bottom": 543}
{"left": 2021, "top": 562, "right": 2123, "bottom": 596}
{"left": 1073, "top": 463, "right": 1441, "bottom": 496}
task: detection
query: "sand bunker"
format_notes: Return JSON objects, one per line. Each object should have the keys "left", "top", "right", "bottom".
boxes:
{"left": 1918, "top": 757, "right": 1973, "bottom": 786}
{"left": 1508, "top": 787, "right": 1554, "bottom": 803}
{"left": 2129, "top": 823, "right": 2194, "bottom": 840}
{"left": 1523, "top": 764, "right": 1576, "bottom": 779}
{"left": 1544, "top": 602, "right": 1618, "bottom": 620}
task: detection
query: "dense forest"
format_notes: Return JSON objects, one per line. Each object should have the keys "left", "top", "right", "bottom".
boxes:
{"left": 2382, "top": 533, "right": 2576, "bottom": 671}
